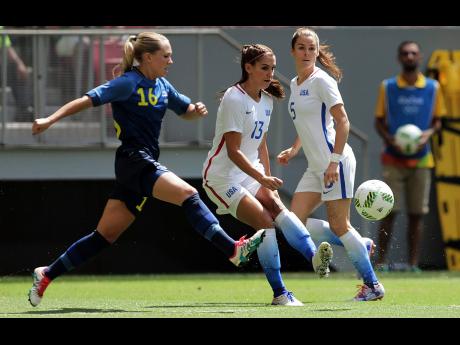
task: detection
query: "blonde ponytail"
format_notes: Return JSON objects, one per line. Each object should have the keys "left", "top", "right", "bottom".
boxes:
{"left": 113, "top": 32, "right": 168, "bottom": 78}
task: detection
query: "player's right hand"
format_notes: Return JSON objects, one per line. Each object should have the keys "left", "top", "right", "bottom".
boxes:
{"left": 260, "top": 175, "right": 283, "bottom": 191}
{"left": 32, "top": 118, "right": 52, "bottom": 135}
{"left": 277, "top": 147, "right": 298, "bottom": 166}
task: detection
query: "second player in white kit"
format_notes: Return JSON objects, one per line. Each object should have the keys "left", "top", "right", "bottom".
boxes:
{"left": 203, "top": 44, "right": 333, "bottom": 306}
{"left": 277, "top": 27, "right": 384, "bottom": 301}
{"left": 288, "top": 66, "right": 356, "bottom": 200}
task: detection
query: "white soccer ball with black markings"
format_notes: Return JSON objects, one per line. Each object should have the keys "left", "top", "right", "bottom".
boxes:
{"left": 395, "top": 124, "right": 422, "bottom": 155}
{"left": 354, "top": 180, "right": 394, "bottom": 221}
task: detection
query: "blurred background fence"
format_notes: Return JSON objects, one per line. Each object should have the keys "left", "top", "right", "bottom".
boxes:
{"left": 1, "top": 26, "right": 459, "bottom": 274}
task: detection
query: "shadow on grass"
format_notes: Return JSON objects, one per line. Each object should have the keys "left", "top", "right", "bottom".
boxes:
{"left": 144, "top": 302, "right": 353, "bottom": 314}
{"left": 145, "top": 302, "right": 268, "bottom": 308}
{"left": 144, "top": 302, "right": 353, "bottom": 313}
{"left": 314, "top": 308, "right": 353, "bottom": 312}
{"left": 11, "top": 303, "right": 353, "bottom": 315}
{"left": 10, "top": 308, "right": 135, "bottom": 315}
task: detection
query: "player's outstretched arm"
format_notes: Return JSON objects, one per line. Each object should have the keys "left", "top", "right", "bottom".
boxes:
{"left": 32, "top": 96, "right": 93, "bottom": 135}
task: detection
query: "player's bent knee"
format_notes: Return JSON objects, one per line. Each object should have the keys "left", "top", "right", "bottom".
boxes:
{"left": 257, "top": 216, "right": 275, "bottom": 230}
{"left": 268, "top": 204, "right": 285, "bottom": 220}
{"left": 182, "top": 188, "right": 198, "bottom": 201}
{"left": 97, "top": 224, "right": 129, "bottom": 244}
{"left": 96, "top": 230, "right": 118, "bottom": 244}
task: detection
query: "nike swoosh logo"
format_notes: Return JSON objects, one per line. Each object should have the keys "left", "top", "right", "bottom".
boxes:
{"left": 323, "top": 190, "right": 333, "bottom": 195}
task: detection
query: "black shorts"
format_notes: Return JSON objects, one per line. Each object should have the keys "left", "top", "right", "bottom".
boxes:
{"left": 109, "top": 146, "right": 169, "bottom": 216}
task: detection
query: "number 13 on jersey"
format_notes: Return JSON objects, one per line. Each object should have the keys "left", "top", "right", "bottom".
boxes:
{"left": 251, "top": 121, "right": 265, "bottom": 139}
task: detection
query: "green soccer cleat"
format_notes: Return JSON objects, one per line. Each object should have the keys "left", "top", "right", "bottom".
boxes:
{"left": 229, "top": 229, "right": 266, "bottom": 267}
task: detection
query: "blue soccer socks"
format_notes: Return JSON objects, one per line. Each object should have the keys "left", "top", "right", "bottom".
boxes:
{"left": 182, "top": 193, "right": 234, "bottom": 257}
{"left": 275, "top": 210, "right": 316, "bottom": 262}
{"left": 45, "top": 230, "right": 110, "bottom": 280}
{"left": 340, "top": 230, "right": 378, "bottom": 286}
{"left": 256, "top": 228, "right": 287, "bottom": 297}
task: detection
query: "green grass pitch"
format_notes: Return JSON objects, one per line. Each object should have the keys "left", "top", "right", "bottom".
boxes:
{"left": 1, "top": 272, "right": 460, "bottom": 318}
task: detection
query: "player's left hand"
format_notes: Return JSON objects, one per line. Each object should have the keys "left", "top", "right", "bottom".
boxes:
{"left": 277, "top": 147, "right": 297, "bottom": 166}
{"left": 194, "top": 102, "right": 208, "bottom": 117}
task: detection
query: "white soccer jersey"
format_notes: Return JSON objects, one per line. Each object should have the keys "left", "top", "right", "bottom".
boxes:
{"left": 289, "top": 67, "right": 352, "bottom": 172}
{"left": 203, "top": 84, "right": 273, "bottom": 184}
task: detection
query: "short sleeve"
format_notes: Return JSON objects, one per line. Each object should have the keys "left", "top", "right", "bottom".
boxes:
{"left": 163, "top": 79, "right": 191, "bottom": 115}
{"left": 85, "top": 75, "right": 135, "bottom": 106}
{"left": 375, "top": 82, "right": 386, "bottom": 118}
{"left": 219, "top": 92, "right": 245, "bottom": 134}
{"left": 317, "top": 76, "right": 344, "bottom": 111}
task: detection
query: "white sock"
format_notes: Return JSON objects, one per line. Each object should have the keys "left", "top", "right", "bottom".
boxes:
{"left": 340, "top": 229, "right": 378, "bottom": 285}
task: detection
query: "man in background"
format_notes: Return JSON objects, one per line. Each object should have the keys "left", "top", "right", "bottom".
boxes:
{"left": 374, "top": 41, "right": 446, "bottom": 272}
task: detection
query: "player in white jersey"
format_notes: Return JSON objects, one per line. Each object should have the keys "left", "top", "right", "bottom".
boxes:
{"left": 277, "top": 28, "right": 384, "bottom": 301}
{"left": 203, "top": 44, "right": 333, "bottom": 306}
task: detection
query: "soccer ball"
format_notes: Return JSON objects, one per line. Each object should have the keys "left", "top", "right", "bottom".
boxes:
{"left": 354, "top": 180, "right": 394, "bottom": 221}
{"left": 395, "top": 124, "right": 422, "bottom": 155}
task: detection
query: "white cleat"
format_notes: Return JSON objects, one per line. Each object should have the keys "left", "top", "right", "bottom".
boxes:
{"left": 28, "top": 266, "right": 51, "bottom": 307}
{"left": 353, "top": 282, "right": 385, "bottom": 301}
{"left": 272, "top": 291, "right": 304, "bottom": 306}
{"left": 229, "top": 229, "right": 266, "bottom": 267}
{"left": 312, "top": 242, "right": 333, "bottom": 278}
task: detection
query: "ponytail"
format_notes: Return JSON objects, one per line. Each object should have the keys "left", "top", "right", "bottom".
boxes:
{"left": 318, "top": 44, "right": 342, "bottom": 82}
{"left": 265, "top": 79, "right": 285, "bottom": 99}
{"left": 113, "top": 35, "right": 137, "bottom": 78}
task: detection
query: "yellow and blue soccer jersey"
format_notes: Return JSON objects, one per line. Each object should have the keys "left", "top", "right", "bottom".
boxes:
{"left": 375, "top": 73, "right": 447, "bottom": 168}
{"left": 86, "top": 68, "right": 191, "bottom": 159}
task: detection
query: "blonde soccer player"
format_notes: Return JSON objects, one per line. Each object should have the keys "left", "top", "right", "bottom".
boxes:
{"left": 27, "top": 32, "right": 265, "bottom": 307}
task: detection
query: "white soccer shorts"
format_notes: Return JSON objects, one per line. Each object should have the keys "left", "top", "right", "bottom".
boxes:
{"left": 295, "top": 153, "right": 356, "bottom": 201}
{"left": 203, "top": 163, "right": 264, "bottom": 218}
